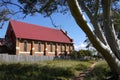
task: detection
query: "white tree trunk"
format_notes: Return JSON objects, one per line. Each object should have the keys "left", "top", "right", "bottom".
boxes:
{"left": 67, "top": 0, "right": 120, "bottom": 75}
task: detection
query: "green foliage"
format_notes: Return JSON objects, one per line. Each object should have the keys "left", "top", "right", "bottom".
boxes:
{"left": 17, "top": 0, "right": 68, "bottom": 16}
{"left": 85, "top": 61, "right": 111, "bottom": 80}
{"left": 70, "top": 50, "right": 93, "bottom": 60}
{"left": 78, "top": 50, "right": 93, "bottom": 57}
{"left": 0, "top": 9, "right": 10, "bottom": 22}
{"left": 0, "top": 60, "right": 93, "bottom": 80}
{"left": 69, "top": 51, "right": 77, "bottom": 59}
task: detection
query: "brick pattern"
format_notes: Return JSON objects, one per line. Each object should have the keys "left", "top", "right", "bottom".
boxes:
{"left": 16, "top": 39, "right": 74, "bottom": 56}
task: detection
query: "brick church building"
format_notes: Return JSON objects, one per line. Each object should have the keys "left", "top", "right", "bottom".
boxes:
{"left": 5, "top": 20, "right": 74, "bottom": 56}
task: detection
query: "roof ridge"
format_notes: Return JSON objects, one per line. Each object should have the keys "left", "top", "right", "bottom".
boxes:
{"left": 10, "top": 20, "right": 60, "bottom": 31}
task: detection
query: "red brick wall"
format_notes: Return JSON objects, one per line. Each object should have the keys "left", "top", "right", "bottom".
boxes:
{"left": 16, "top": 39, "right": 74, "bottom": 56}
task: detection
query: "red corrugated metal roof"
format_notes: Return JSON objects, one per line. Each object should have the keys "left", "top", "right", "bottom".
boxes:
{"left": 9, "top": 20, "right": 73, "bottom": 44}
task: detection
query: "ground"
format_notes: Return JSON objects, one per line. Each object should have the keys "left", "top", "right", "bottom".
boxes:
{"left": 72, "top": 62, "right": 98, "bottom": 80}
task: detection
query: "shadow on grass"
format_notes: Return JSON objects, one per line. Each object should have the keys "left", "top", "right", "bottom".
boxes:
{"left": 0, "top": 63, "right": 74, "bottom": 80}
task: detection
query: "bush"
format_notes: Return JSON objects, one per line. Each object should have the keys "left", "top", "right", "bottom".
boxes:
{"left": 69, "top": 51, "right": 77, "bottom": 59}
{"left": 70, "top": 50, "right": 93, "bottom": 60}
{"left": 78, "top": 50, "right": 93, "bottom": 57}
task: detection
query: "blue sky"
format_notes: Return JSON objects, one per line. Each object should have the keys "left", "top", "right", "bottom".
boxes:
{"left": 0, "top": 12, "right": 87, "bottom": 50}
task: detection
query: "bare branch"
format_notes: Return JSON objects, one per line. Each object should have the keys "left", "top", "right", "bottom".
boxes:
{"left": 1, "top": 0, "right": 25, "bottom": 11}
{"left": 49, "top": 16, "right": 59, "bottom": 28}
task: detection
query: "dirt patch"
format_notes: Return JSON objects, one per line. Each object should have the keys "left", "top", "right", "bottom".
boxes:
{"left": 72, "top": 62, "right": 98, "bottom": 80}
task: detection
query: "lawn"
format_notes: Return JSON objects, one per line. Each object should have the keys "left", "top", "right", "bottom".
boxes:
{"left": 0, "top": 60, "right": 94, "bottom": 80}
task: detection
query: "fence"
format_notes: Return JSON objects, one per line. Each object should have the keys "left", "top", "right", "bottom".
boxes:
{"left": 0, "top": 54, "right": 62, "bottom": 63}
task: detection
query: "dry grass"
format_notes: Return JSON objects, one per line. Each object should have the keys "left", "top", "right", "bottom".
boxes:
{"left": 0, "top": 60, "right": 94, "bottom": 80}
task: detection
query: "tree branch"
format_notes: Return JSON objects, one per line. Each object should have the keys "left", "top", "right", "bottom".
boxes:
{"left": 1, "top": 0, "right": 25, "bottom": 11}
{"left": 39, "top": 0, "right": 53, "bottom": 13}
{"left": 79, "top": 0, "right": 107, "bottom": 45}
{"left": 102, "top": 0, "right": 120, "bottom": 60}
{"left": 49, "top": 16, "right": 59, "bottom": 28}
{"left": 67, "top": 0, "right": 106, "bottom": 49}
{"left": 94, "top": 0, "right": 99, "bottom": 18}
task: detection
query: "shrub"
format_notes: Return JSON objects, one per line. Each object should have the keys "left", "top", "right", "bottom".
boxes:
{"left": 69, "top": 51, "right": 77, "bottom": 59}
{"left": 70, "top": 50, "right": 93, "bottom": 60}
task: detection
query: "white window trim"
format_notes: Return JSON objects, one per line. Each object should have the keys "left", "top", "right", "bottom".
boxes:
{"left": 19, "top": 52, "right": 30, "bottom": 54}
{"left": 32, "top": 47, "right": 35, "bottom": 50}
{"left": 16, "top": 47, "right": 20, "bottom": 50}
{"left": 48, "top": 52, "right": 55, "bottom": 54}
{"left": 35, "top": 52, "right": 44, "bottom": 54}
{"left": 45, "top": 48, "right": 48, "bottom": 50}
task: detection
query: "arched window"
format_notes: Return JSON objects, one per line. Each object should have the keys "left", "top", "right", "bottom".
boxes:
{"left": 60, "top": 44, "right": 62, "bottom": 52}
{"left": 50, "top": 43, "right": 53, "bottom": 52}
{"left": 38, "top": 42, "right": 41, "bottom": 52}
{"left": 24, "top": 40, "right": 27, "bottom": 52}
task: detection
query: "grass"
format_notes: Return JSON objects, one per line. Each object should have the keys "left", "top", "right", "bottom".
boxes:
{"left": 85, "top": 61, "right": 111, "bottom": 80}
{"left": 0, "top": 60, "right": 94, "bottom": 80}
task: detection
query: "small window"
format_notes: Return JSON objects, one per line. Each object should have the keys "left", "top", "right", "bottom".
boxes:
{"left": 50, "top": 43, "right": 53, "bottom": 52}
{"left": 38, "top": 42, "right": 41, "bottom": 52}
{"left": 60, "top": 44, "right": 62, "bottom": 52}
{"left": 24, "top": 40, "right": 27, "bottom": 51}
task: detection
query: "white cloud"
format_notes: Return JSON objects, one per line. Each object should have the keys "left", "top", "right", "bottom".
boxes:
{"left": 74, "top": 43, "right": 87, "bottom": 51}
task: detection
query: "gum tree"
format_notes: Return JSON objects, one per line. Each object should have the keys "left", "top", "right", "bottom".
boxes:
{"left": 67, "top": 0, "right": 120, "bottom": 78}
